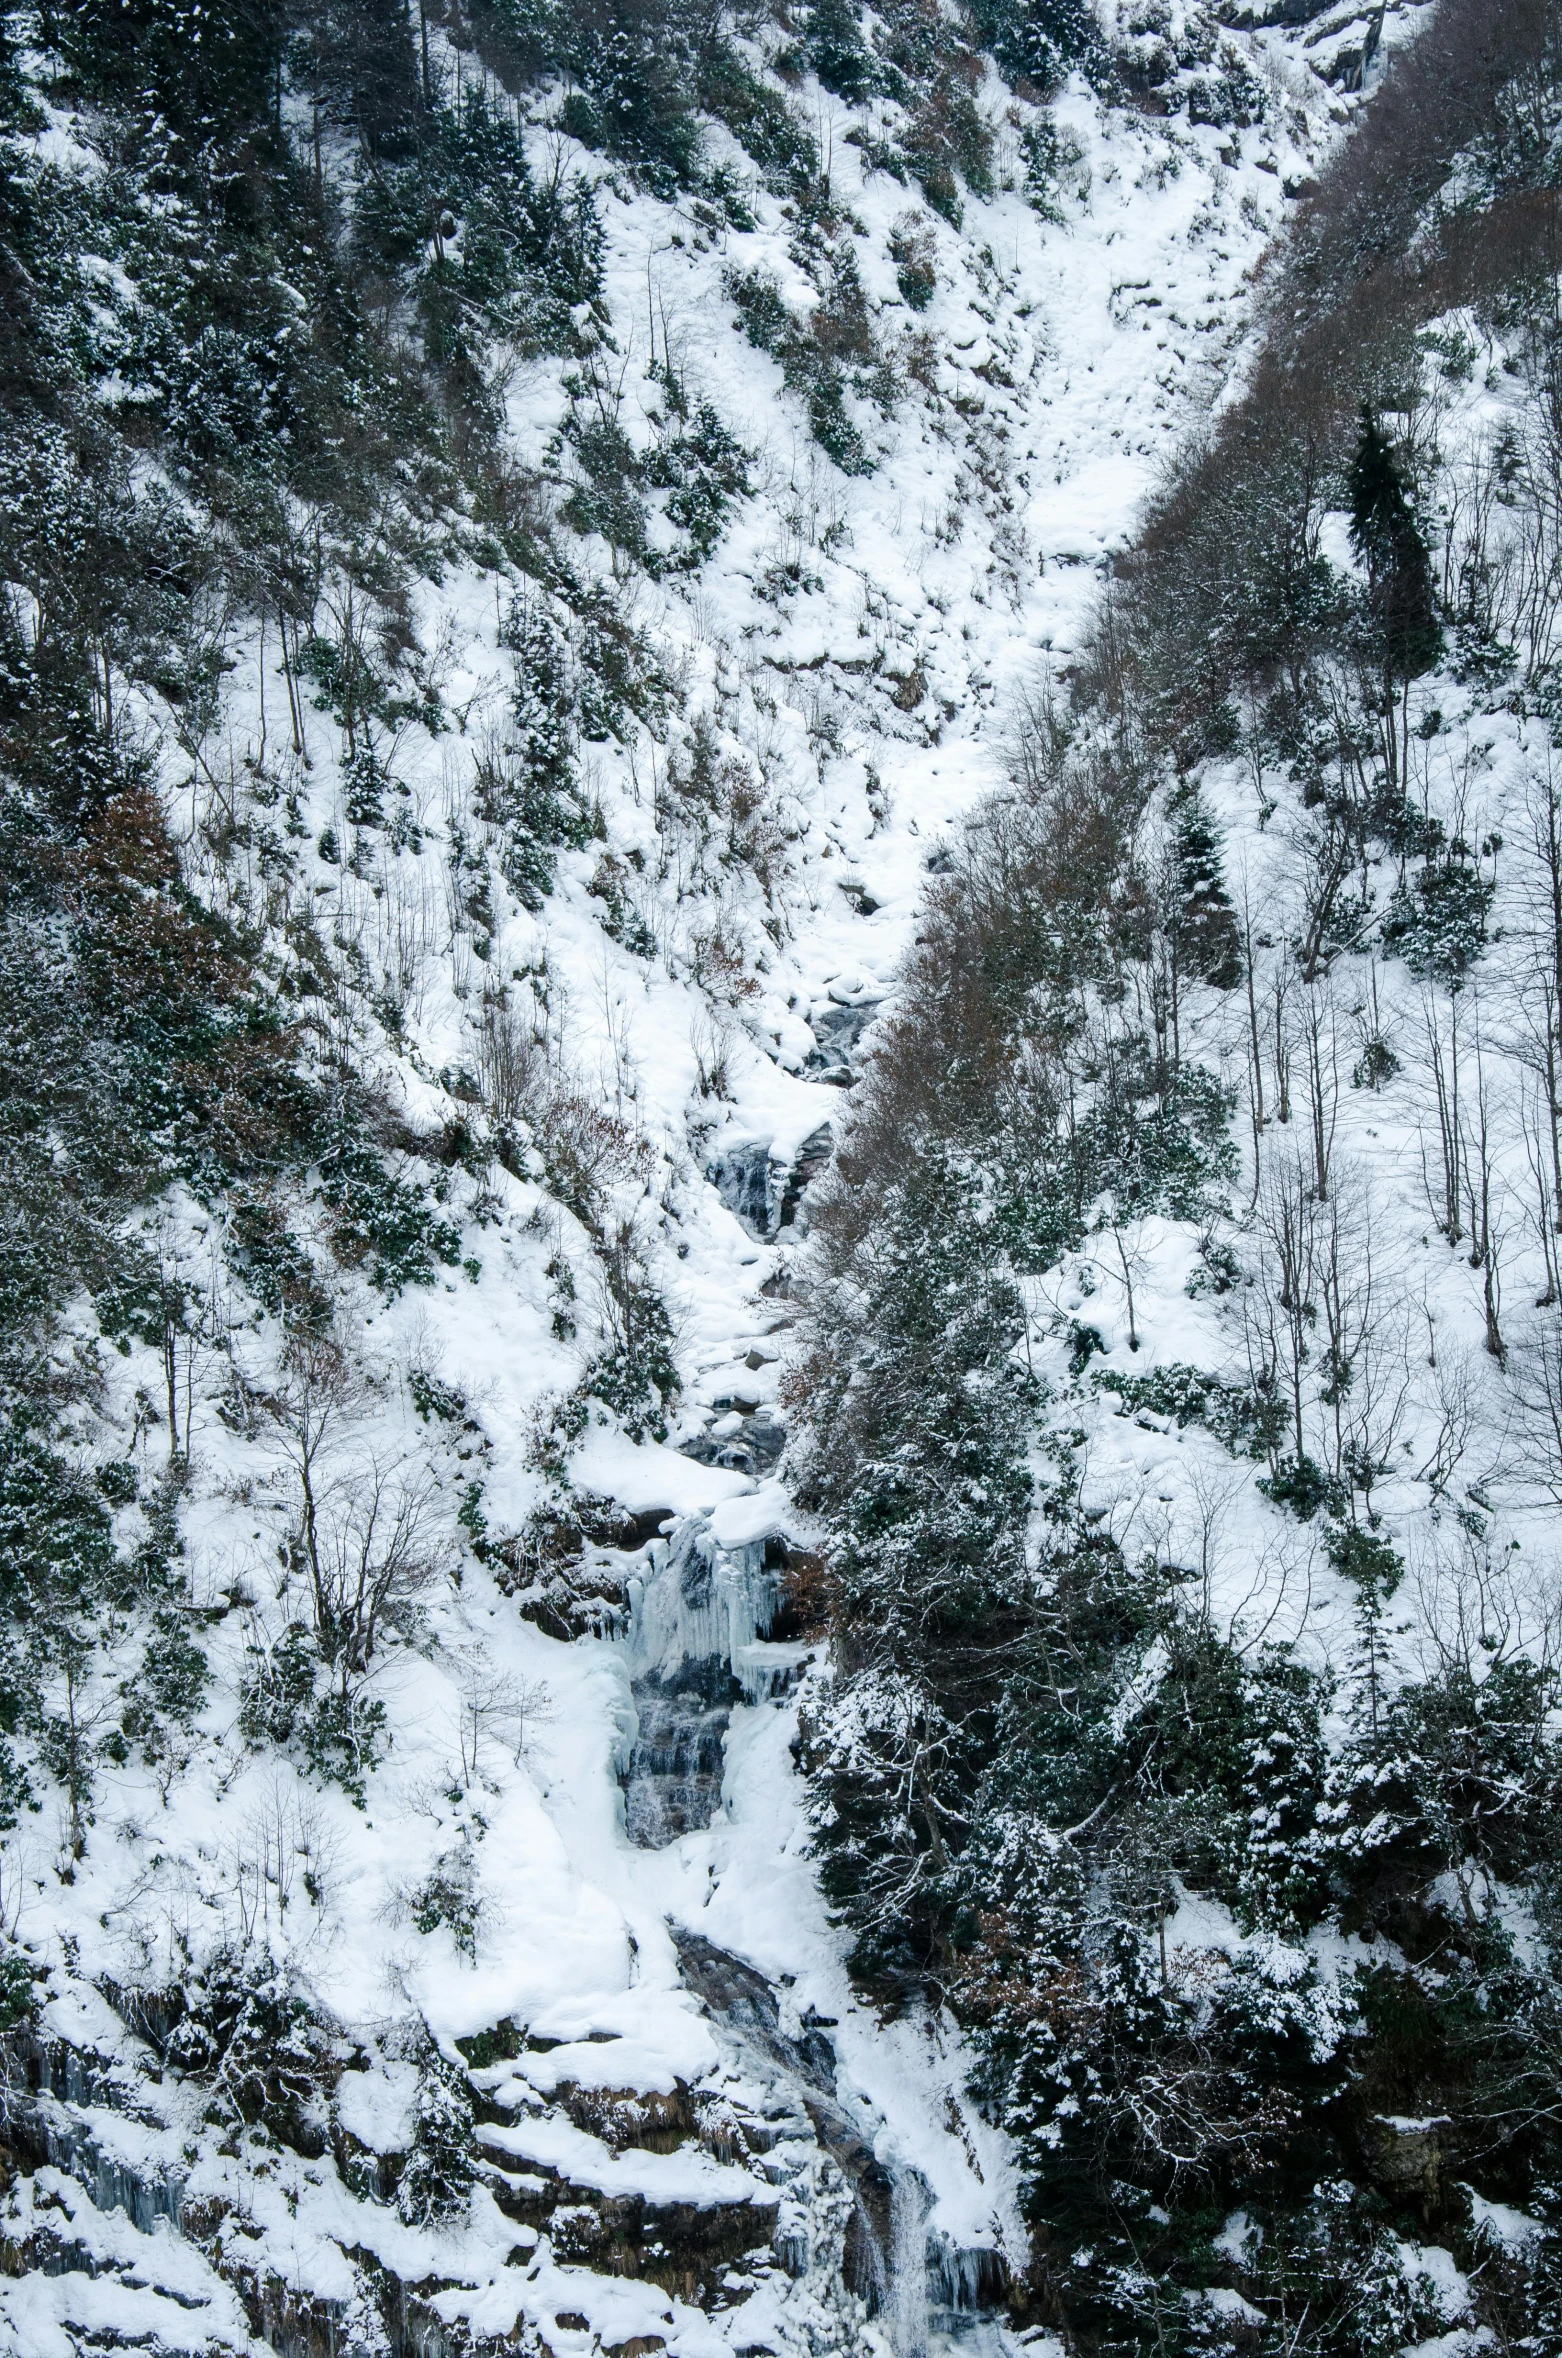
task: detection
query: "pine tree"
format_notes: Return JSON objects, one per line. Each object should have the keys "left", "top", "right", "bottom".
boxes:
{"left": 398, "top": 2041, "right": 477, "bottom": 2224}
{"left": 1347, "top": 408, "right": 1443, "bottom": 683}
{"left": 490, "top": 595, "right": 594, "bottom": 909}
{"left": 1168, "top": 781, "right": 1243, "bottom": 990}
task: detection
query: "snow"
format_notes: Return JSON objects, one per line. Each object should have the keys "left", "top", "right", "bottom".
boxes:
{"left": 708, "top": 1477, "right": 796, "bottom": 1550}
{"left": 335, "top": 2058, "right": 421, "bottom": 2155}
{"left": 1197, "top": 2286, "right": 1266, "bottom": 2326}
{"left": 0, "top": 2169, "right": 257, "bottom": 2358}
{"left": 1212, "top": 2211, "right": 1258, "bottom": 2261}
{"left": 1397, "top": 2242, "right": 1472, "bottom": 2323}
{"left": 490, "top": 2111, "right": 762, "bottom": 2208}
{"left": 1466, "top": 2190, "right": 1544, "bottom": 2253}
{"left": 573, "top": 1429, "right": 755, "bottom": 1515}
{"left": 3, "top": 1, "right": 1461, "bottom": 2341}
{"left": 684, "top": 1686, "right": 1027, "bottom": 2268}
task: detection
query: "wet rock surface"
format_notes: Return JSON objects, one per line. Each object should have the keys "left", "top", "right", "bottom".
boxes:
{"left": 613, "top": 1534, "right": 1010, "bottom": 2358}
{"left": 710, "top": 1123, "right": 835, "bottom": 1242}
{"left": 680, "top": 1412, "right": 786, "bottom": 1480}
{"left": 671, "top": 1932, "right": 1009, "bottom": 2356}
{"left": 625, "top": 1660, "right": 743, "bottom": 1846}
{"left": 802, "top": 1001, "right": 878, "bottom": 1083}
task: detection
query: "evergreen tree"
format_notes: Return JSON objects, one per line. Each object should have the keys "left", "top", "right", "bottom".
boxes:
{"left": 398, "top": 2040, "right": 478, "bottom": 2223}
{"left": 968, "top": 0, "right": 1106, "bottom": 96}
{"left": 795, "top": 1153, "right": 1038, "bottom": 1989}
{"left": 1168, "top": 781, "right": 1243, "bottom": 989}
{"left": 487, "top": 595, "right": 595, "bottom": 909}
{"left": 315, "top": 0, "right": 424, "bottom": 159}
{"left": 41, "top": 0, "right": 287, "bottom": 150}
{"left": 1347, "top": 407, "right": 1443, "bottom": 682}
{"left": 556, "top": 0, "right": 704, "bottom": 190}
{"left": 806, "top": 0, "right": 873, "bottom": 103}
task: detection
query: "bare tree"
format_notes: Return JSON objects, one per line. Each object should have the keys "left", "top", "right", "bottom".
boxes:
{"left": 1246, "top": 1146, "right": 1321, "bottom": 1470}
{"left": 452, "top": 1660, "right": 556, "bottom": 1788}
{"left": 1508, "top": 1311, "right": 1562, "bottom": 1508}
{"left": 1245, "top": 1150, "right": 1408, "bottom": 1507}
{"left": 264, "top": 1328, "right": 451, "bottom": 1697}
{"left": 312, "top": 1464, "right": 448, "bottom": 1686}
{"left": 1089, "top": 1194, "right": 1151, "bottom": 1355}
{"left": 40, "top": 1626, "right": 114, "bottom": 1870}
{"left": 1513, "top": 756, "right": 1562, "bottom": 1233}
{"left": 1522, "top": 1078, "right": 1562, "bottom": 1307}
{"left": 1301, "top": 977, "right": 1341, "bottom": 1200}
{"left": 475, "top": 984, "right": 544, "bottom": 1132}
{"left": 1419, "top": 981, "right": 1464, "bottom": 1246}
{"left": 1311, "top": 1165, "right": 1411, "bottom": 1507}
{"left": 267, "top": 1324, "right": 351, "bottom": 1601}
{"left": 1412, "top": 1340, "right": 1487, "bottom": 1502}
{"left": 1238, "top": 880, "right": 1268, "bottom": 1187}
{"left": 1411, "top": 1519, "right": 1562, "bottom": 1693}
{"left": 230, "top": 1779, "right": 340, "bottom": 1945}
{"left": 1292, "top": 803, "right": 1360, "bottom": 983}
{"left": 1459, "top": 1008, "right": 1509, "bottom": 1363}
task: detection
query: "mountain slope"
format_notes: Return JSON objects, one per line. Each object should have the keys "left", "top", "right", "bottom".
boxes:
{"left": 0, "top": 3, "right": 1472, "bottom": 2354}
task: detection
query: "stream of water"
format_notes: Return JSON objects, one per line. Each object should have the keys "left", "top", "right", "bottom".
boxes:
{"left": 620, "top": 1522, "right": 1012, "bottom": 2358}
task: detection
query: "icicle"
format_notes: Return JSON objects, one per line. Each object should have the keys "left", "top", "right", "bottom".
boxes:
{"left": 889, "top": 2170, "right": 931, "bottom": 2358}
{"left": 624, "top": 1517, "right": 780, "bottom": 1693}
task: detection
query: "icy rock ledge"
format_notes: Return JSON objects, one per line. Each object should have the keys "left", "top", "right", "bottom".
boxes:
{"left": 620, "top": 1509, "right": 807, "bottom": 1849}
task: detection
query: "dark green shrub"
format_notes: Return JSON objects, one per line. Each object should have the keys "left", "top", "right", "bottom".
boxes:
{"left": 1260, "top": 1453, "right": 1345, "bottom": 1522}
{"left": 1381, "top": 854, "right": 1494, "bottom": 981}
{"left": 806, "top": 0, "right": 873, "bottom": 101}
{"left": 166, "top": 1944, "right": 336, "bottom": 2151}
{"left": 398, "top": 2039, "right": 477, "bottom": 2223}
{"left": 314, "top": 1118, "right": 463, "bottom": 1297}
{"left": 888, "top": 217, "right": 937, "bottom": 310}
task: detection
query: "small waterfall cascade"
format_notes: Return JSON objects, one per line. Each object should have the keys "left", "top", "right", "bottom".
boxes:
{"left": 619, "top": 1515, "right": 808, "bottom": 1848}
{"left": 625, "top": 1514, "right": 790, "bottom": 1694}
{"left": 621, "top": 1657, "right": 737, "bottom": 1846}
{"left": 672, "top": 1932, "right": 1013, "bottom": 2358}
{"left": 927, "top": 2237, "right": 1013, "bottom": 2346}
{"left": 889, "top": 2169, "right": 932, "bottom": 2358}
{"left": 620, "top": 1535, "right": 1015, "bottom": 2351}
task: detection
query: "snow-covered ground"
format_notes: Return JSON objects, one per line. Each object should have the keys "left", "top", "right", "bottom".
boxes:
{"left": 5, "top": 8, "right": 1462, "bottom": 2349}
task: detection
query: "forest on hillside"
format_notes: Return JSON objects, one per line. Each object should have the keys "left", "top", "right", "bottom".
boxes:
{"left": 4, "top": 0, "right": 1562, "bottom": 2352}
{"left": 793, "top": 1, "right": 1562, "bottom": 2346}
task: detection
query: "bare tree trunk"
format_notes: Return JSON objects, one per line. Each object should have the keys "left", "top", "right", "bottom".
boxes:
{"left": 1523, "top": 1086, "right": 1560, "bottom": 1307}
{"left": 1242, "top": 901, "right": 1266, "bottom": 1194}
{"left": 1111, "top": 1226, "right": 1140, "bottom": 1353}
{"left": 1304, "top": 985, "right": 1339, "bottom": 1201}
{"left": 1462, "top": 1015, "right": 1506, "bottom": 1364}
{"left": 1258, "top": 1154, "right": 1318, "bottom": 1466}
{"left": 1423, "top": 987, "right": 1463, "bottom": 1245}
{"left": 1530, "top": 762, "right": 1562, "bottom": 1227}
{"left": 1272, "top": 959, "right": 1292, "bottom": 1126}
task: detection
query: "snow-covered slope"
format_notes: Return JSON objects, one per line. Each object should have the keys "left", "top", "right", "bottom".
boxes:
{"left": 0, "top": 7, "right": 1433, "bottom": 2350}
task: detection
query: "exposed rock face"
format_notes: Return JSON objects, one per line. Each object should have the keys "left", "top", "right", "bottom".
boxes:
{"left": 1360, "top": 2114, "right": 1448, "bottom": 2217}
{"left": 0, "top": 1476, "right": 1017, "bottom": 2358}
{"left": 709, "top": 1124, "right": 835, "bottom": 1243}
{"left": 0, "top": 1966, "right": 806, "bottom": 2353}
{"left": 679, "top": 1415, "right": 787, "bottom": 1481}
{"left": 623, "top": 1661, "right": 740, "bottom": 1847}
{"left": 802, "top": 1005, "right": 877, "bottom": 1085}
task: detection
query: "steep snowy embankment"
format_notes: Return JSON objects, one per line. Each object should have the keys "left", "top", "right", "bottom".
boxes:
{"left": 0, "top": 8, "right": 1419, "bottom": 2351}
